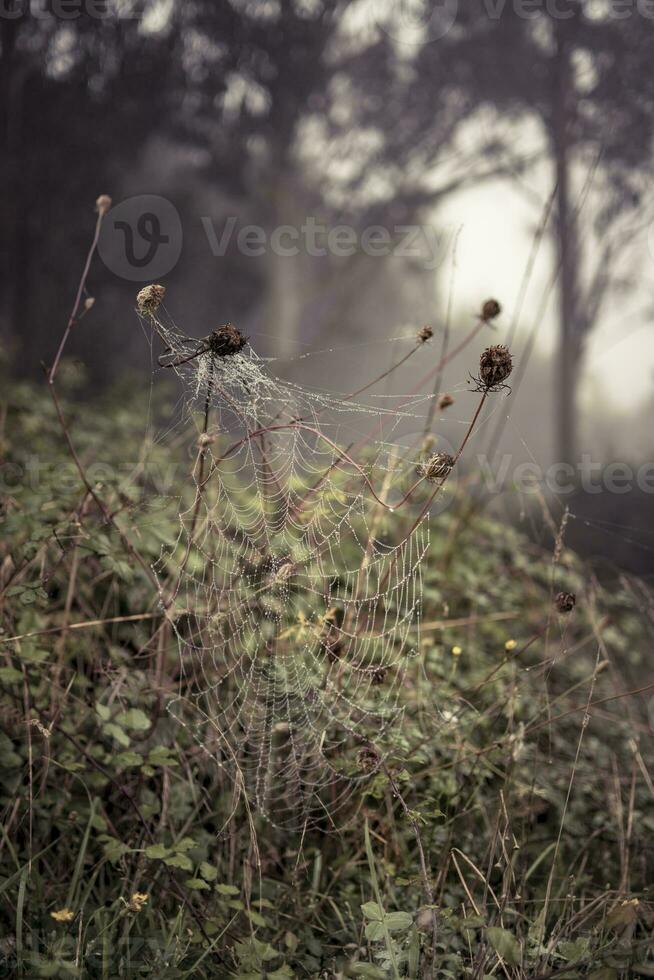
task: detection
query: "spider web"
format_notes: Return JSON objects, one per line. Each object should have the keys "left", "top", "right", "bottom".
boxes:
{"left": 144, "top": 310, "right": 445, "bottom": 831}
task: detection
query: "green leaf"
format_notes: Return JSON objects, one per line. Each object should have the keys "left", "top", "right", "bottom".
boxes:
{"left": 19, "top": 646, "right": 48, "bottom": 664}
{"left": 163, "top": 853, "right": 193, "bottom": 871}
{"left": 383, "top": 912, "right": 413, "bottom": 933}
{"left": 199, "top": 862, "right": 218, "bottom": 882}
{"left": 147, "top": 745, "right": 178, "bottom": 766}
{"left": 0, "top": 667, "right": 24, "bottom": 685}
{"left": 347, "top": 965, "right": 387, "bottom": 979}
{"left": 267, "top": 968, "right": 295, "bottom": 980}
{"left": 144, "top": 844, "right": 171, "bottom": 860}
{"left": 486, "top": 927, "right": 522, "bottom": 967}
{"left": 115, "top": 708, "right": 151, "bottom": 732}
{"left": 216, "top": 883, "right": 240, "bottom": 896}
{"left": 361, "top": 901, "right": 384, "bottom": 921}
{"left": 95, "top": 703, "right": 111, "bottom": 721}
{"left": 102, "top": 723, "right": 130, "bottom": 748}
{"left": 559, "top": 938, "right": 589, "bottom": 962}
{"left": 248, "top": 909, "right": 268, "bottom": 928}
{"left": 364, "top": 921, "right": 386, "bottom": 941}
{"left": 185, "top": 877, "right": 210, "bottom": 891}
{"left": 114, "top": 751, "right": 143, "bottom": 769}
{"left": 100, "top": 837, "right": 131, "bottom": 863}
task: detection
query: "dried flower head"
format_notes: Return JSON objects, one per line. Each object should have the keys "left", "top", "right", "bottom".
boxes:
{"left": 127, "top": 892, "right": 149, "bottom": 913}
{"left": 137, "top": 284, "right": 166, "bottom": 315}
{"left": 50, "top": 908, "right": 75, "bottom": 923}
{"left": 357, "top": 746, "right": 381, "bottom": 774}
{"left": 95, "top": 194, "right": 112, "bottom": 216}
{"left": 476, "top": 345, "right": 513, "bottom": 391}
{"left": 418, "top": 325, "right": 433, "bottom": 344}
{"left": 208, "top": 323, "right": 247, "bottom": 358}
{"left": 555, "top": 591, "right": 576, "bottom": 614}
{"left": 438, "top": 393, "right": 455, "bottom": 410}
{"left": 481, "top": 298, "right": 502, "bottom": 321}
{"left": 417, "top": 452, "right": 455, "bottom": 483}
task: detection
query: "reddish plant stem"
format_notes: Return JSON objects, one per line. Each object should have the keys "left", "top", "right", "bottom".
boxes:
{"left": 46, "top": 207, "right": 164, "bottom": 602}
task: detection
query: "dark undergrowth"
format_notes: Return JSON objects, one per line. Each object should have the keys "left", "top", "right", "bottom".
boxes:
{"left": 1, "top": 369, "right": 653, "bottom": 979}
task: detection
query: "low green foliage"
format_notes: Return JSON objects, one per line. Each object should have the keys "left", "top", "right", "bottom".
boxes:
{"left": 0, "top": 378, "right": 652, "bottom": 978}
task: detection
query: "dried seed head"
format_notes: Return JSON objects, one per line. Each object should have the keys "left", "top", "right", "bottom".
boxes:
{"left": 95, "top": 194, "right": 112, "bottom": 216}
{"left": 208, "top": 323, "right": 247, "bottom": 358}
{"left": 438, "top": 393, "right": 455, "bottom": 410}
{"left": 417, "top": 452, "right": 455, "bottom": 483}
{"left": 479, "top": 345, "right": 513, "bottom": 390}
{"left": 136, "top": 284, "right": 166, "bottom": 314}
{"left": 83, "top": 297, "right": 95, "bottom": 312}
{"left": 357, "top": 746, "right": 380, "bottom": 774}
{"left": 481, "top": 298, "right": 502, "bottom": 321}
{"left": 418, "top": 325, "right": 433, "bottom": 344}
{"left": 555, "top": 591, "right": 576, "bottom": 614}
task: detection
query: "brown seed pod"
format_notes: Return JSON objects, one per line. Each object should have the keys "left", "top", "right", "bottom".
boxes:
{"left": 481, "top": 298, "right": 502, "bottom": 321}
{"left": 478, "top": 345, "right": 513, "bottom": 390}
{"left": 417, "top": 452, "right": 455, "bottom": 483}
{"left": 438, "top": 393, "right": 455, "bottom": 410}
{"left": 208, "top": 323, "right": 248, "bottom": 358}
{"left": 136, "top": 284, "right": 166, "bottom": 314}
{"left": 95, "top": 194, "right": 112, "bottom": 216}
{"left": 418, "top": 325, "right": 433, "bottom": 343}
{"left": 555, "top": 591, "right": 576, "bottom": 614}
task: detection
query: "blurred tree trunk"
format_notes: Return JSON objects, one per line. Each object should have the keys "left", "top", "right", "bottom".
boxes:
{"left": 551, "top": 20, "right": 580, "bottom": 468}
{"left": 0, "top": 16, "right": 22, "bottom": 346}
{"left": 266, "top": 170, "right": 304, "bottom": 358}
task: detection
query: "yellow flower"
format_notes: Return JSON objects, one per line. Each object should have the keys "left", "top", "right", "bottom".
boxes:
{"left": 451, "top": 646, "right": 462, "bottom": 657}
{"left": 505, "top": 639, "right": 517, "bottom": 652}
{"left": 128, "top": 892, "right": 149, "bottom": 913}
{"left": 50, "top": 908, "right": 75, "bottom": 923}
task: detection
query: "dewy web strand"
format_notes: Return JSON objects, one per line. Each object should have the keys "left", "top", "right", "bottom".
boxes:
{"left": 141, "top": 306, "right": 447, "bottom": 830}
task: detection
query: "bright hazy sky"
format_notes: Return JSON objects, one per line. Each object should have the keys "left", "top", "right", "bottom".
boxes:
{"left": 438, "top": 176, "right": 654, "bottom": 414}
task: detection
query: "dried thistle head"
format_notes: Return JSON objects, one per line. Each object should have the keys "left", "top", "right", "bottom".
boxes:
{"left": 555, "top": 591, "right": 576, "bottom": 614}
{"left": 95, "top": 194, "right": 112, "bottom": 216}
{"left": 438, "top": 393, "right": 455, "bottom": 410}
{"left": 477, "top": 345, "right": 513, "bottom": 391}
{"left": 208, "top": 323, "right": 247, "bottom": 358}
{"left": 418, "top": 325, "right": 433, "bottom": 344}
{"left": 416, "top": 452, "right": 455, "bottom": 483}
{"left": 137, "top": 284, "right": 166, "bottom": 315}
{"left": 481, "top": 298, "right": 502, "bottom": 322}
